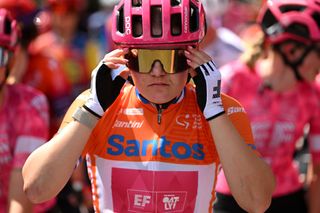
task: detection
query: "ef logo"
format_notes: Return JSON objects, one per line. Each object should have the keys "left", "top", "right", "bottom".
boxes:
{"left": 134, "top": 194, "right": 151, "bottom": 207}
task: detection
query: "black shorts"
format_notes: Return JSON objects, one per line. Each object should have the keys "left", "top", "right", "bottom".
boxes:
{"left": 213, "top": 189, "right": 308, "bottom": 213}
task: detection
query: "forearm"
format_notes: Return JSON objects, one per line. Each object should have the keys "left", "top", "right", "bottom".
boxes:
{"left": 8, "top": 169, "right": 33, "bottom": 213}
{"left": 210, "top": 114, "right": 275, "bottom": 213}
{"left": 22, "top": 121, "right": 92, "bottom": 203}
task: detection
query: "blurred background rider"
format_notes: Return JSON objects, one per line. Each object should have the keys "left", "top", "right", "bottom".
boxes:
{"left": 214, "top": 0, "right": 320, "bottom": 212}
{"left": 0, "top": 8, "right": 55, "bottom": 213}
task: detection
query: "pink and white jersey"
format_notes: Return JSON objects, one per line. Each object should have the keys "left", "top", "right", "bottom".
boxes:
{"left": 216, "top": 60, "right": 320, "bottom": 197}
{"left": 0, "top": 84, "right": 54, "bottom": 212}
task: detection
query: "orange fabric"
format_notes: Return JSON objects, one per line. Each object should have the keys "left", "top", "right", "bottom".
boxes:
{"left": 81, "top": 83, "right": 255, "bottom": 212}
{"left": 222, "top": 93, "right": 256, "bottom": 152}
{"left": 83, "top": 84, "right": 255, "bottom": 158}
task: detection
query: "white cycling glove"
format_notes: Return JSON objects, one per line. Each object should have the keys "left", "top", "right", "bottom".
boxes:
{"left": 84, "top": 62, "right": 126, "bottom": 117}
{"left": 193, "top": 60, "right": 225, "bottom": 120}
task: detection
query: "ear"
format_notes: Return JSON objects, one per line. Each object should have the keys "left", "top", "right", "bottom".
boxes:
{"left": 281, "top": 42, "right": 296, "bottom": 54}
{"left": 278, "top": 42, "right": 302, "bottom": 61}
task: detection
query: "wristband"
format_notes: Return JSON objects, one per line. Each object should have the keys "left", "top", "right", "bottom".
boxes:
{"left": 72, "top": 106, "right": 99, "bottom": 128}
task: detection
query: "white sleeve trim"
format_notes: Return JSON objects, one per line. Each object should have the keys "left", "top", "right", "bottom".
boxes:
{"left": 15, "top": 136, "right": 46, "bottom": 154}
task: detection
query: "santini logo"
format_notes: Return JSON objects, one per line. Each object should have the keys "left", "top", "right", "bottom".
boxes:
{"left": 113, "top": 120, "right": 144, "bottom": 128}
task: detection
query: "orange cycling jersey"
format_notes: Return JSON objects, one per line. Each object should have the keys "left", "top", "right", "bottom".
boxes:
{"left": 82, "top": 83, "right": 255, "bottom": 213}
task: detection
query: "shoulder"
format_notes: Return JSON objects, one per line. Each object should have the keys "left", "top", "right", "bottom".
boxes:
{"left": 59, "top": 89, "right": 90, "bottom": 130}
{"left": 298, "top": 83, "right": 320, "bottom": 106}
{"left": 8, "top": 84, "right": 48, "bottom": 108}
{"left": 6, "top": 84, "right": 49, "bottom": 131}
{"left": 221, "top": 93, "right": 246, "bottom": 115}
{"left": 7, "top": 85, "right": 49, "bottom": 125}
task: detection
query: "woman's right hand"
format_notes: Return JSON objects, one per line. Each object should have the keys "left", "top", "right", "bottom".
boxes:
{"left": 84, "top": 48, "right": 130, "bottom": 117}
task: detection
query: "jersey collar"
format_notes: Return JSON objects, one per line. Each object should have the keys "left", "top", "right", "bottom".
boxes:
{"left": 135, "top": 87, "right": 185, "bottom": 109}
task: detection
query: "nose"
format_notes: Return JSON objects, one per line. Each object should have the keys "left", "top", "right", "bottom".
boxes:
{"left": 150, "top": 60, "right": 166, "bottom": 76}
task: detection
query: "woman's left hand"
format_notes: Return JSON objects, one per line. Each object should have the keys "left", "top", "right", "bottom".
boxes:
{"left": 184, "top": 46, "right": 225, "bottom": 120}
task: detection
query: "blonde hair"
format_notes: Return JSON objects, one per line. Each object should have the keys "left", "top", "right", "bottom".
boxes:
{"left": 239, "top": 24, "right": 266, "bottom": 70}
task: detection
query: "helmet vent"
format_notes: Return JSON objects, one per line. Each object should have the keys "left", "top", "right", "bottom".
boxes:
{"left": 312, "top": 12, "right": 320, "bottom": 29}
{"left": 286, "top": 23, "right": 310, "bottom": 39}
{"left": 171, "top": 0, "right": 181, "bottom": 6}
{"left": 279, "top": 5, "right": 306, "bottom": 13}
{"left": 116, "top": 6, "right": 125, "bottom": 34}
{"left": 132, "top": 0, "right": 142, "bottom": 7}
{"left": 171, "top": 13, "right": 182, "bottom": 36}
{"left": 190, "top": 3, "right": 199, "bottom": 32}
{"left": 132, "top": 15, "right": 142, "bottom": 37}
{"left": 262, "top": 9, "right": 278, "bottom": 31}
{"left": 151, "top": 6, "right": 162, "bottom": 37}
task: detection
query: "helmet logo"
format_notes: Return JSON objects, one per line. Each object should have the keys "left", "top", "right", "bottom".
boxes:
{"left": 125, "top": 16, "right": 131, "bottom": 35}
{"left": 184, "top": 6, "right": 188, "bottom": 34}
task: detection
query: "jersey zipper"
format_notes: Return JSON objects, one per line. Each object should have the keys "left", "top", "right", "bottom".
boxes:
{"left": 156, "top": 105, "right": 163, "bottom": 124}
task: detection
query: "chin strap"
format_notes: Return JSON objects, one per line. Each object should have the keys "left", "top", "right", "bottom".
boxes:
{"left": 274, "top": 44, "right": 314, "bottom": 81}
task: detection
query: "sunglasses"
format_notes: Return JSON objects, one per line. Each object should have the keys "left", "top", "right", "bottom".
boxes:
{"left": 0, "top": 47, "right": 9, "bottom": 68}
{"left": 124, "top": 49, "right": 189, "bottom": 73}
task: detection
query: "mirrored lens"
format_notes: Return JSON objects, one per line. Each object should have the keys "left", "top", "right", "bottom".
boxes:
{"left": 125, "top": 49, "right": 189, "bottom": 73}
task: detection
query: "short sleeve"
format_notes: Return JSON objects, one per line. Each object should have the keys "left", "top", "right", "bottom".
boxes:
{"left": 221, "top": 93, "right": 257, "bottom": 153}
{"left": 12, "top": 87, "right": 50, "bottom": 168}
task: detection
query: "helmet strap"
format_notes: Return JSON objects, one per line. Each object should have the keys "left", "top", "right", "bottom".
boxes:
{"left": 274, "top": 44, "right": 314, "bottom": 81}
{"left": 0, "top": 67, "right": 9, "bottom": 91}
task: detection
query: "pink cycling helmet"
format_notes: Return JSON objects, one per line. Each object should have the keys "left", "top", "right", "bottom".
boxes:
{"left": 0, "top": 9, "right": 19, "bottom": 51}
{"left": 0, "top": 0, "right": 36, "bottom": 17}
{"left": 111, "top": 0, "right": 206, "bottom": 48}
{"left": 257, "top": 0, "right": 320, "bottom": 45}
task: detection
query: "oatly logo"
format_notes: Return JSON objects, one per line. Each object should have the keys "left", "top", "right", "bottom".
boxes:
{"left": 163, "top": 195, "right": 180, "bottom": 210}
{"left": 159, "top": 192, "right": 186, "bottom": 212}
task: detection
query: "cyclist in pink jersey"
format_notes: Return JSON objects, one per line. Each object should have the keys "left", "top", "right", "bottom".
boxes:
{"left": 22, "top": 0, "right": 275, "bottom": 212}
{"left": 214, "top": 0, "right": 320, "bottom": 212}
{"left": 0, "top": 9, "right": 56, "bottom": 213}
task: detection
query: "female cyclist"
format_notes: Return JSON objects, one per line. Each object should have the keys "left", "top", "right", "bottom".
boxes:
{"left": 22, "top": 1, "right": 275, "bottom": 212}
{"left": 0, "top": 8, "right": 55, "bottom": 213}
